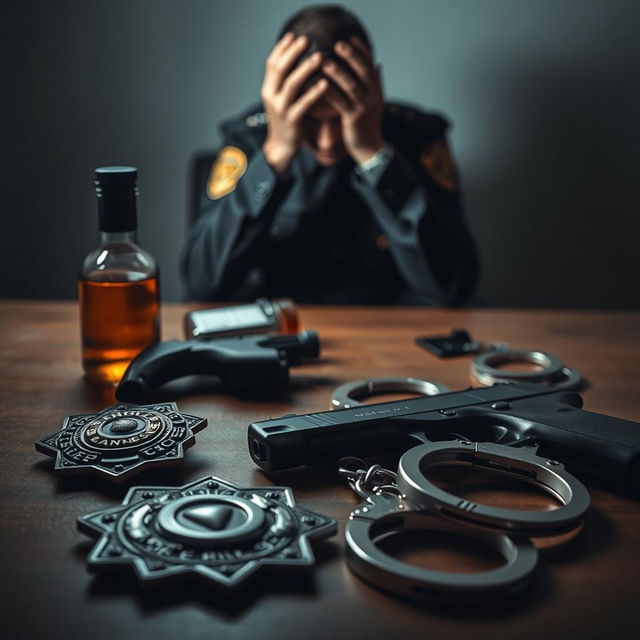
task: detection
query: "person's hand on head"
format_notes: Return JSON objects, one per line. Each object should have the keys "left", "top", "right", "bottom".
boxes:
{"left": 262, "top": 33, "right": 330, "bottom": 175}
{"left": 321, "top": 36, "right": 386, "bottom": 164}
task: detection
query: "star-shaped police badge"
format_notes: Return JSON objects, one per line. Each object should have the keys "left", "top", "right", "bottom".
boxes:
{"left": 35, "top": 402, "right": 207, "bottom": 482}
{"left": 77, "top": 476, "right": 337, "bottom": 589}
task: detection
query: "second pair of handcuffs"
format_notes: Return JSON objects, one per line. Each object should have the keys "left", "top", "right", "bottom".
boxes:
{"left": 470, "top": 349, "right": 582, "bottom": 390}
{"left": 330, "top": 342, "right": 582, "bottom": 411}
{"left": 416, "top": 328, "right": 583, "bottom": 390}
{"left": 338, "top": 439, "right": 590, "bottom": 602}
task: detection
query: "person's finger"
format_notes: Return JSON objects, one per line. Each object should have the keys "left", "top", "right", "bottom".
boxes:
{"left": 264, "top": 34, "right": 308, "bottom": 93}
{"left": 349, "top": 36, "right": 374, "bottom": 65}
{"left": 264, "top": 33, "right": 295, "bottom": 91}
{"left": 323, "top": 86, "right": 353, "bottom": 115}
{"left": 322, "top": 59, "right": 364, "bottom": 104}
{"left": 289, "top": 78, "right": 329, "bottom": 121}
{"left": 280, "top": 51, "right": 323, "bottom": 106}
{"left": 334, "top": 40, "right": 372, "bottom": 85}
{"left": 267, "top": 32, "right": 295, "bottom": 63}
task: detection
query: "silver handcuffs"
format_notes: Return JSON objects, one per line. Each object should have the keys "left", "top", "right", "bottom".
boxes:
{"left": 330, "top": 350, "right": 582, "bottom": 412}
{"left": 331, "top": 377, "right": 450, "bottom": 409}
{"left": 339, "top": 440, "right": 590, "bottom": 602}
{"left": 471, "top": 349, "right": 582, "bottom": 390}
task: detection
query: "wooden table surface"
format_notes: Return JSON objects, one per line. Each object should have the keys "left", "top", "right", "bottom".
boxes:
{"left": 1, "top": 301, "right": 639, "bottom": 639}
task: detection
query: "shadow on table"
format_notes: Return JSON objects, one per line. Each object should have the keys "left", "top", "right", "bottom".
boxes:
{"left": 348, "top": 511, "right": 613, "bottom": 621}
{"left": 31, "top": 458, "right": 214, "bottom": 501}
{"left": 73, "top": 538, "right": 340, "bottom": 619}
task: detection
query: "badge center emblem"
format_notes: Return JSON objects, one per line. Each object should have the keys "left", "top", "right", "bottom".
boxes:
{"left": 156, "top": 496, "right": 267, "bottom": 548}
{"left": 104, "top": 417, "right": 144, "bottom": 435}
{"left": 78, "top": 476, "right": 337, "bottom": 588}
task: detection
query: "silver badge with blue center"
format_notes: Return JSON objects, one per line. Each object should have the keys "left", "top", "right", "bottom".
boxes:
{"left": 35, "top": 402, "right": 207, "bottom": 482}
{"left": 77, "top": 476, "right": 337, "bottom": 589}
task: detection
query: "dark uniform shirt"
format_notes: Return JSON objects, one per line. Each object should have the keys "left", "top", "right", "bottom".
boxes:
{"left": 181, "top": 101, "right": 479, "bottom": 305}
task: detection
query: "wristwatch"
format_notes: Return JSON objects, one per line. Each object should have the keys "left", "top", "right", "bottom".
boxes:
{"left": 356, "top": 145, "right": 394, "bottom": 185}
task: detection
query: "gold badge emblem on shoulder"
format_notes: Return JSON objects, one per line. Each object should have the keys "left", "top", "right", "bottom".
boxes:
{"left": 207, "top": 146, "right": 248, "bottom": 200}
{"left": 420, "top": 141, "right": 457, "bottom": 192}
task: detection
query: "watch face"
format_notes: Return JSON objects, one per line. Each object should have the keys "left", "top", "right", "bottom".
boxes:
{"left": 35, "top": 402, "right": 207, "bottom": 482}
{"left": 78, "top": 476, "right": 337, "bottom": 589}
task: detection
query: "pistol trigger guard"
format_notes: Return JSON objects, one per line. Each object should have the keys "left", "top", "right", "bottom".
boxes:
{"left": 406, "top": 431, "right": 433, "bottom": 446}
{"left": 522, "top": 441, "right": 543, "bottom": 457}
{"left": 496, "top": 435, "right": 539, "bottom": 451}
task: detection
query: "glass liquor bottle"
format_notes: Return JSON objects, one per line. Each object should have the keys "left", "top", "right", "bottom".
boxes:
{"left": 78, "top": 166, "right": 160, "bottom": 385}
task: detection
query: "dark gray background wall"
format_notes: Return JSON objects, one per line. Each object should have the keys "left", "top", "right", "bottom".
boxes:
{"left": 2, "top": 0, "right": 639, "bottom": 307}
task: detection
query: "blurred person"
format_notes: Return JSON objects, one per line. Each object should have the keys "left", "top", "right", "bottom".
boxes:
{"left": 182, "top": 4, "right": 479, "bottom": 305}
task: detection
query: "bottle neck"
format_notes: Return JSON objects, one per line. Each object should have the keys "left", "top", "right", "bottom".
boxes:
{"left": 97, "top": 189, "right": 138, "bottom": 233}
{"left": 100, "top": 230, "right": 137, "bottom": 245}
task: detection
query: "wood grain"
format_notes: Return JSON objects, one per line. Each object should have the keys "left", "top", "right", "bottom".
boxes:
{"left": 1, "top": 301, "right": 639, "bottom": 639}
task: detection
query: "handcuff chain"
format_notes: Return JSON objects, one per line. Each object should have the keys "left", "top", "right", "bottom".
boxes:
{"left": 338, "top": 457, "right": 403, "bottom": 500}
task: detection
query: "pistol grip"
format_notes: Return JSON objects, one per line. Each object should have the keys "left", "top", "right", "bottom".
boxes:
{"left": 510, "top": 394, "right": 640, "bottom": 492}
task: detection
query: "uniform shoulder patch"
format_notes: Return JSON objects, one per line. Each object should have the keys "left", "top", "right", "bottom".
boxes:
{"left": 420, "top": 141, "right": 457, "bottom": 192}
{"left": 207, "top": 146, "right": 248, "bottom": 200}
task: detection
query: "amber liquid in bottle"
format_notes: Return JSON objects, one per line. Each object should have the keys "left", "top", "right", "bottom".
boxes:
{"left": 79, "top": 276, "right": 160, "bottom": 385}
{"left": 80, "top": 166, "right": 160, "bottom": 386}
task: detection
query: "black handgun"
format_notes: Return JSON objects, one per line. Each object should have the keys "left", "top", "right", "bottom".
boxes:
{"left": 248, "top": 383, "right": 640, "bottom": 493}
{"left": 116, "top": 331, "right": 319, "bottom": 403}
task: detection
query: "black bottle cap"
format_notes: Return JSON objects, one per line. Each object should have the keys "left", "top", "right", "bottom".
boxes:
{"left": 95, "top": 166, "right": 138, "bottom": 232}
{"left": 95, "top": 166, "right": 137, "bottom": 187}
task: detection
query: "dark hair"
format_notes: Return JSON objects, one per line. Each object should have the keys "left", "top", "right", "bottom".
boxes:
{"left": 278, "top": 4, "right": 373, "bottom": 54}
